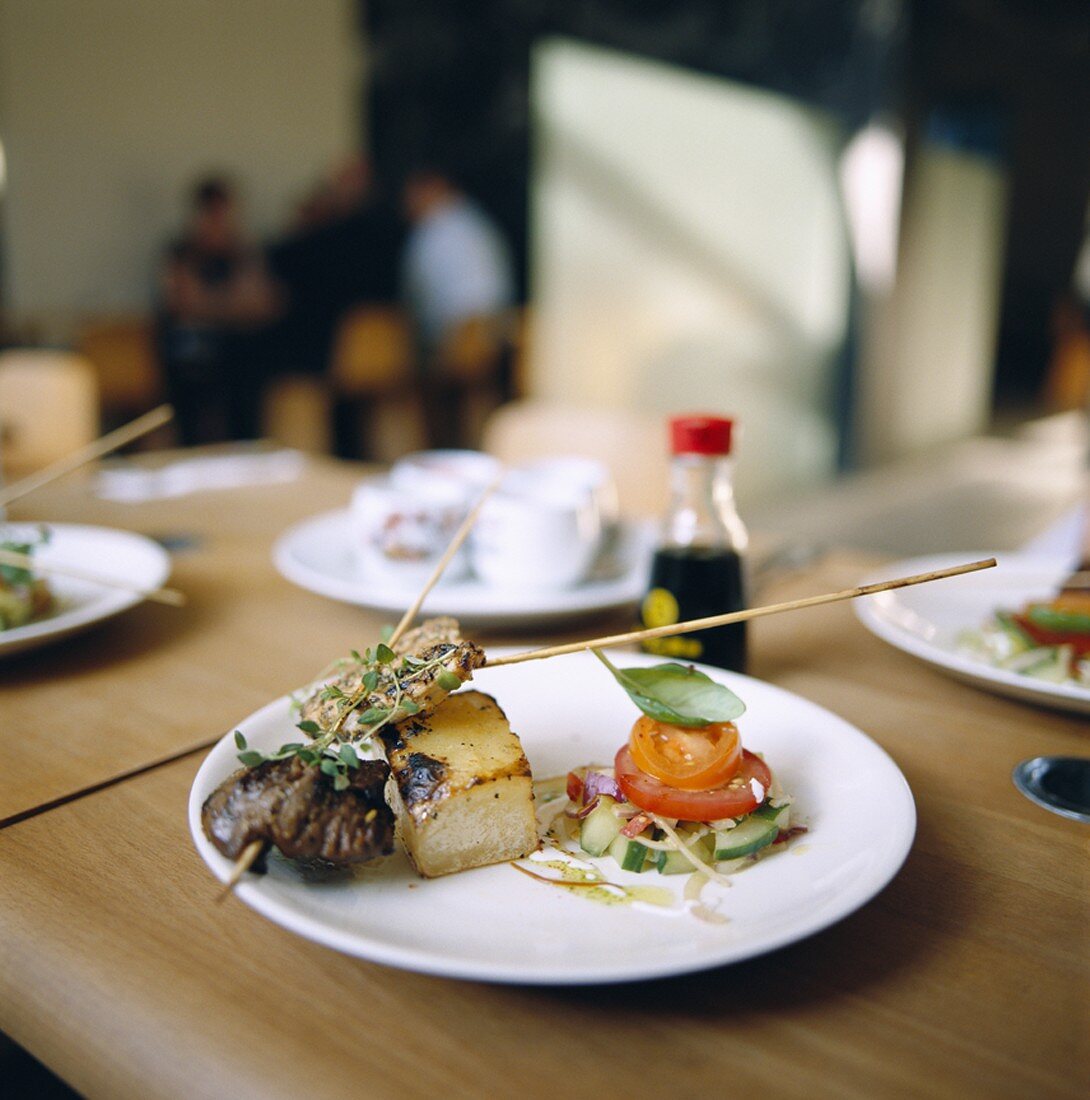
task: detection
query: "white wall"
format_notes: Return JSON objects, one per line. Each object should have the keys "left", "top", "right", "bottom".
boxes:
{"left": 0, "top": 0, "right": 360, "bottom": 333}
{"left": 528, "top": 39, "right": 851, "bottom": 503}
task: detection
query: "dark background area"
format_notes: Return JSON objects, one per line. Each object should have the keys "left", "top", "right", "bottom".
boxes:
{"left": 363, "top": 0, "right": 1090, "bottom": 407}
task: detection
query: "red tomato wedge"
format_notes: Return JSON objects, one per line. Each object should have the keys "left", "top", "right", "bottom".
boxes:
{"left": 615, "top": 744, "right": 772, "bottom": 821}
{"left": 628, "top": 715, "right": 742, "bottom": 790}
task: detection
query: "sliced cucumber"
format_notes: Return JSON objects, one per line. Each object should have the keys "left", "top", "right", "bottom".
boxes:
{"left": 753, "top": 801, "right": 791, "bottom": 829}
{"left": 1001, "top": 646, "right": 1072, "bottom": 682}
{"left": 609, "top": 832, "right": 651, "bottom": 872}
{"left": 714, "top": 815, "right": 779, "bottom": 859}
{"left": 657, "top": 834, "right": 714, "bottom": 875}
{"left": 579, "top": 797, "right": 621, "bottom": 857}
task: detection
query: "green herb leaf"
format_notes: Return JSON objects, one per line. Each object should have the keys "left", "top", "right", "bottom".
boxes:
{"left": 437, "top": 670, "right": 462, "bottom": 691}
{"left": 234, "top": 731, "right": 247, "bottom": 750}
{"left": 297, "top": 749, "right": 318, "bottom": 765}
{"left": 591, "top": 649, "right": 746, "bottom": 727}
{"left": 361, "top": 671, "right": 379, "bottom": 692}
{"left": 333, "top": 772, "right": 350, "bottom": 791}
{"left": 338, "top": 743, "right": 359, "bottom": 767}
{"left": 350, "top": 649, "right": 363, "bottom": 662}
{"left": 399, "top": 699, "right": 420, "bottom": 715}
{"left": 358, "top": 707, "right": 388, "bottom": 724}
{"left": 296, "top": 720, "right": 320, "bottom": 734}
{"left": 375, "top": 643, "right": 396, "bottom": 664}
{"left": 319, "top": 757, "right": 340, "bottom": 777}
{"left": 238, "top": 750, "right": 266, "bottom": 767}
{"left": 379, "top": 624, "right": 394, "bottom": 643}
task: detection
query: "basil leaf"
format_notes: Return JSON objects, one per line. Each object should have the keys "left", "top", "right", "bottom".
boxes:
{"left": 592, "top": 649, "right": 745, "bottom": 726}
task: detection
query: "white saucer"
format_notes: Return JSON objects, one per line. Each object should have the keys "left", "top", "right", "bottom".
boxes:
{"left": 273, "top": 509, "right": 656, "bottom": 627}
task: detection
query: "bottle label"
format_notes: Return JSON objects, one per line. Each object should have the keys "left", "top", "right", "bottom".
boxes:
{"left": 640, "top": 587, "right": 703, "bottom": 658}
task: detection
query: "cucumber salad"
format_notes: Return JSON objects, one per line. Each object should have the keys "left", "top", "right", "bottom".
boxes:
{"left": 532, "top": 652, "right": 805, "bottom": 892}
{"left": 958, "top": 596, "right": 1090, "bottom": 688}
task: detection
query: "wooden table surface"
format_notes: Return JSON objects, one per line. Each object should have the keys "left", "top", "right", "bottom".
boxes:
{"left": 1, "top": 463, "right": 1087, "bottom": 1099}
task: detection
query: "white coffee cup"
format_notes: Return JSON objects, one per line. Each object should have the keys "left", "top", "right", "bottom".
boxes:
{"left": 390, "top": 450, "right": 503, "bottom": 506}
{"left": 349, "top": 475, "right": 471, "bottom": 586}
{"left": 470, "top": 476, "right": 602, "bottom": 591}
{"left": 521, "top": 456, "right": 619, "bottom": 525}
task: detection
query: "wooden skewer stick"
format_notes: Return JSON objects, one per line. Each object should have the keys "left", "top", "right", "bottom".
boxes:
{"left": 219, "top": 473, "right": 503, "bottom": 895}
{"left": 0, "top": 547, "right": 186, "bottom": 606}
{"left": 486, "top": 557, "right": 998, "bottom": 667}
{"left": 387, "top": 475, "right": 503, "bottom": 648}
{"left": 0, "top": 403, "right": 174, "bottom": 508}
{"left": 215, "top": 840, "right": 266, "bottom": 904}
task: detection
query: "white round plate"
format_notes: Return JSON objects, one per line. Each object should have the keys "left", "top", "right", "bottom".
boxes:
{"left": 272, "top": 509, "right": 655, "bottom": 627}
{"left": 855, "top": 552, "right": 1090, "bottom": 715}
{"left": 0, "top": 522, "right": 172, "bottom": 659}
{"left": 189, "top": 650, "right": 915, "bottom": 985}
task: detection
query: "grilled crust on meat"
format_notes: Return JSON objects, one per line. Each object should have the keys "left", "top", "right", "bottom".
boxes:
{"left": 201, "top": 756, "right": 395, "bottom": 865}
{"left": 297, "top": 640, "right": 485, "bottom": 736}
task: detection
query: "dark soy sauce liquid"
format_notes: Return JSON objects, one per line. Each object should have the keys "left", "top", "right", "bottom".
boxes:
{"left": 643, "top": 547, "right": 747, "bottom": 673}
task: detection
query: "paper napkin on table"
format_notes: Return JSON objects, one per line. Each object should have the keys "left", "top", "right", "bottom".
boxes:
{"left": 95, "top": 445, "right": 307, "bottom": 502}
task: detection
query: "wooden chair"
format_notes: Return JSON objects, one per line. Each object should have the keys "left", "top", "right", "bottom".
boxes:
{"left": 482, "top": 398, "right": 667, "bottom": 518}
{"left": 76, "top": 316, "right": 162, "bottom": 421}
{"left": 329, "top": 305, "right": 424, "bottom": 460}
{"left": 0, "top": 350, "right": 99, "bottom": 477}
{"left": 430, "top": 314, "right": 515, "bottom": 449}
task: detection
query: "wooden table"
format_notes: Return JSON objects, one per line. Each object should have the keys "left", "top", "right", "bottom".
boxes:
{"left": 1, "top": 463, "right": 1087, "bottom": 1099}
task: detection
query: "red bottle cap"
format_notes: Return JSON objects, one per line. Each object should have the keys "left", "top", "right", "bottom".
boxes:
{"left": 670, "top": 415, "right": 733, "bottom": 456}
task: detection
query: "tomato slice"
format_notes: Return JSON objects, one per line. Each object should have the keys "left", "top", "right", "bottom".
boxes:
{"left": 628, "top": 715, "right": 742, "bottom": 790}
{"left": 615, "top": 745, "right": 771, "bottom": 821}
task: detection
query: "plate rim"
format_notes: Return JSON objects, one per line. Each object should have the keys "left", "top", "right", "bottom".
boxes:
{"left": 0, "top": 522, "right": 172, "bottom": 656}
{"left": 853, "top": 551, "right": 1090, "bottom": 712}
{"left": 271, "top": 508, "right": 655, "bottom": 624}
{"left": 188, "top": 650, "right": 917, "bottom": 985}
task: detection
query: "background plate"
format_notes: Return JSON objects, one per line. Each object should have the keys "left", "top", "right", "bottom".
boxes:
{"left": 855, "top": 552, "right": 1090, "bottom": 714}
{"left": 0, "top": 522, "right": 172, "bottom": 658}
{"left": 189, "top": 650, "right": 915, "bottom": 985}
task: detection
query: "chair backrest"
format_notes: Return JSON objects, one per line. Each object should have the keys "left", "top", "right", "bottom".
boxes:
{"left": 436, "top": 315, "right": 507, "bottom": 385}
{"left": 0, "top": 350, "right": 99, "bottom": 476}
{"left": 330, "top": 306, "right": 414, "bottom": 397}
{"left": 77, "top": 316, "right": 161, "bottom": 412}
{"left": 482, "top": 398, "right": 667, "bottom": 518}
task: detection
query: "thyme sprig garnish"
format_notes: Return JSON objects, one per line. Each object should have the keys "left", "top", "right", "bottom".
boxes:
{"left": 235, "top": 639, "right": 462, "bottom": 788}
{"left": 0, "top": 525, "right": 51, "bottom": 587}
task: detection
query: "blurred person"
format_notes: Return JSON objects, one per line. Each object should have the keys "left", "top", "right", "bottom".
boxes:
{"left": 267, "top": 154, "right": 403, "bottom": 377}
{"left": 157, "top": 176, "right": 281, "bottom": 444}
{"left": 400, "top": 166, "right": 514, "bottom": 351}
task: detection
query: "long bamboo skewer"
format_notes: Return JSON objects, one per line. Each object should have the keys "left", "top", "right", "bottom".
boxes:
{"left": 486, "top": 557, "right": 998, "bottom": 667}
{"left": 219, "top": 475, "right": 503, "bottom": 898}
{"left": 0, "top": 548, "right": 186, "bottom": 606}
{"left": 0, "top": 403, "right": 174, "bottom": 508}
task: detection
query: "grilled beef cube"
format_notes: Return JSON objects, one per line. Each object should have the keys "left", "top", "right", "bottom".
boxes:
{"left": 201, "top": 756, "right": 395, "bottom": 865}
{"left": 381, "top": 691, "right": 537, "bottom": 878}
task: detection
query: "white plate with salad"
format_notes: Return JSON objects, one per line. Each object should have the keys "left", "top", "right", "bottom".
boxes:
{"left": 855, "top": 552, "right": 1090, "bottom": 714}
{"left": 272, "top": 509, "right": 655, "bottom": 628}
{"left": 189, "top": 649, "right": 915, "bottom": 985}
{"left": 0, "top": 522, "right": 172, "bottom": 658}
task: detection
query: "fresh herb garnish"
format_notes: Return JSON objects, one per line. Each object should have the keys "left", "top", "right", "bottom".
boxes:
{"left": 236, "top": 641, "right": 461, "bottom": 782}
{"left": 0, "top": 525, "right": 51, "bottom": 587}
{"left": 592, "top": 649, "right": 746, "bottom": 727}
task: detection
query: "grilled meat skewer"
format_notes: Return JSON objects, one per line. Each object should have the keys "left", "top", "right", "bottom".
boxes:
{"left": 201, "top": 756, "right": 394, "bottom": 867}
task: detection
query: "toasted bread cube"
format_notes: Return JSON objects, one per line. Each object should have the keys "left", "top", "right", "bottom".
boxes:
{"left": 381, "top": 690, "right": 537, "bottom": 878}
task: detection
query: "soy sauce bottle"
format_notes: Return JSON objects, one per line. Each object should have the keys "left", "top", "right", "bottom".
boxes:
{"left": 641, "top": 415, "right": 748, "bottom": 672}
